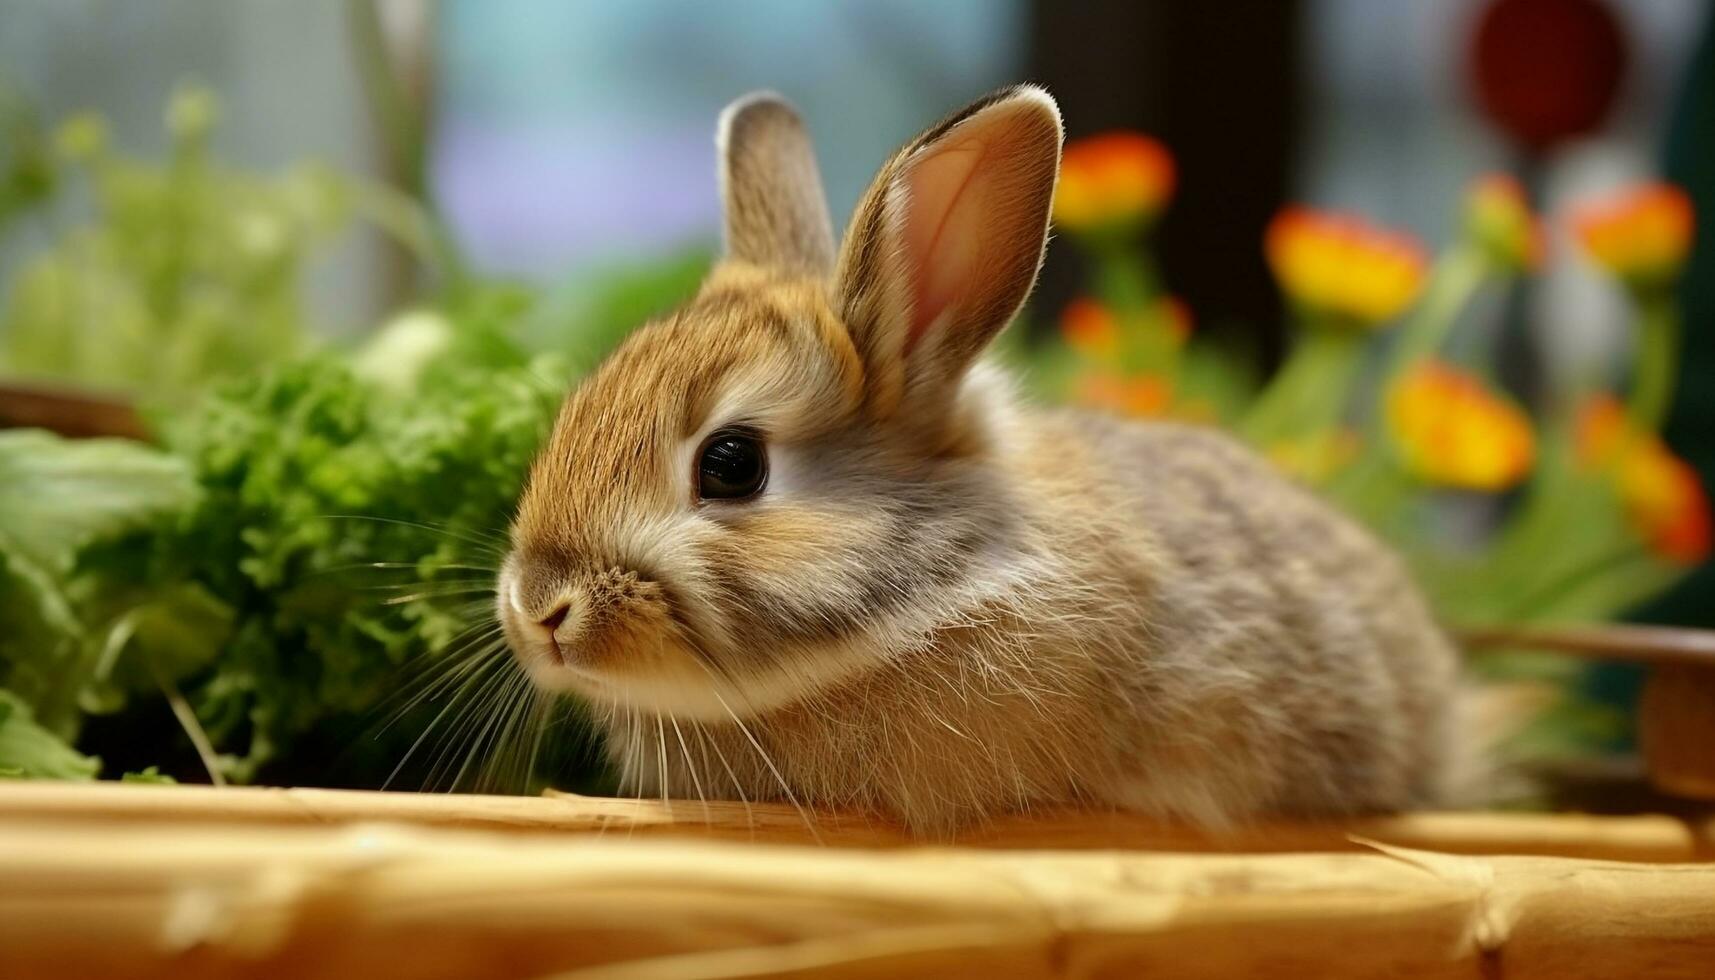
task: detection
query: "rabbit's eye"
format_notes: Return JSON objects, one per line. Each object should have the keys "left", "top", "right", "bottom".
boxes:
{"left": 696, "top": 427, "right": 767, "bottom": 501}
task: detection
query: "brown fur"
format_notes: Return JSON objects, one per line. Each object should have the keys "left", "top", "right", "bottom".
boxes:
{"left": 498, "top": 86, "right": 1463, "bottom": 836}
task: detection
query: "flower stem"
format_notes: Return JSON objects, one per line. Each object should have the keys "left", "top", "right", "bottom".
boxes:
{"left": 1385, "top": 245, "right": 1489, "bottom": 381}
{"left": 1627, "top": 297, "right": 1679, "bottom": 432}
{"left": 1093, "top": 243, "right": 1159, "bottom": 312}
{"left": 1240, "top": 325, "right": 1363, "bottom": 444}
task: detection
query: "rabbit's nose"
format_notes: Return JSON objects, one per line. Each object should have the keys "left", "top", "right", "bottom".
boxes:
{"left": 538, "top": 603, "right": 570, "bottom": 632}
{"left": 536, "top": 594, "right": 587, "bottom": 663}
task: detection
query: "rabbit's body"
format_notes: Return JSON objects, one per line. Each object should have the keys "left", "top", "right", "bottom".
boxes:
{"left": 599, "top": 365, "right": 1458, "bottom": 834}
{"left": 500, "top": 86, "right": 1464, "bottom": 835}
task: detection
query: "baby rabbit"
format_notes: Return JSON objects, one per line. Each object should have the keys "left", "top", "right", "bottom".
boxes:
{"left": 498, "top": 86, "right": 1464, "bottom": 835}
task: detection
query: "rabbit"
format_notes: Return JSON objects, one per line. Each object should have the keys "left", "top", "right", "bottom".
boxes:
{"left": 496, "top": 85, "right": 1466, "bottom": 836}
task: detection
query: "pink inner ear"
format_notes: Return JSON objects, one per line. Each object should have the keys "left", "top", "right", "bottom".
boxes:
{"left": 902, "top": 142, "right": 988, "bottom": 352}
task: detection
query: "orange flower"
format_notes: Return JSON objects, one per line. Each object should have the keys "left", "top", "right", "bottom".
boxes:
{"left": 1386, "top": 361, "right": 1535, "bottom": 491}
{"left": 1576, "top": 393, "right": 1712, "bottom": 564}
{"left": 1059, "top": 298, "right": 1121, "bottom": 358}
{"left": 1059, "top": 296, "right": 1192, "bottom": 360}
{"left": 1619, "top": 443, "right": 1711, "bottom": 563}
{"left": 1465, "top": 174, "right": 1545, "bottom": 271}
{"left": 1054, "top": 132, "right": 1176, "bottom": 233}
{"left": 1266, "top": 207, "right": 1428, "bottom": 327}
{"left": 1570, "top": 182, "right": 1694, "bottom": 290}
{"left": 1075, "top": 373, "right": 1174, "bottom": 418}
{"left": 1573, "top": 393, "right": 1629, "bottom": 468}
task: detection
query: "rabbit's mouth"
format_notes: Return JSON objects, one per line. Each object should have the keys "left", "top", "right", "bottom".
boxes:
{"left": 495, "top": 565, "right": 886, "bottom": 720}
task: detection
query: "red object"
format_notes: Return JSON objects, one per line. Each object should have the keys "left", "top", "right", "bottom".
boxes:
{"left": 1468, "top": 0, "right": 1627, "bottom": 152}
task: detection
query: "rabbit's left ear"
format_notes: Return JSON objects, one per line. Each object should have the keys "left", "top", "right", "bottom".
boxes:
{"left": 835, "top": 86, "right": 1062, "bottom": 417}
{"left": 717, "top": 92, "right": 836, "bottom": 275}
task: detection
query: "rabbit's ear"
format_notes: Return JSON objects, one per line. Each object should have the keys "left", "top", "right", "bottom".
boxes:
{"left": 717, "top": 92, "right": 836, "bottom": 275}
{"left": 835, "top": 85, "right": 1062, "bottom": 416}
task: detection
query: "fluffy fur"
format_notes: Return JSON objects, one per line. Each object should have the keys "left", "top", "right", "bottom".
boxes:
{"left": 498, "top": 86, "right": 1462, "bottom": 835}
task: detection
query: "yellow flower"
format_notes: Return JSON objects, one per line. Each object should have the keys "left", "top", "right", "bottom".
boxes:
{"left": 1266, "top": 207, "right": 1428, "bottom": 327}
{"left": 1054, "top": 132, "right": 1175, "bottom": 234}
{"left": 1465, "top": 174, "right": 1544, "bottom": 271}
{"left": 1576, "top": 394, "right": 1712, "bottom": 564}
{"left": 1075, "top": 373, "right": 1174, "bottom": 418}
{"left": 1570, "top": 182, "right": 1694, "bottom": 290}
{"left": 1386, "top": 360, "right": 1535, "bottom": 491}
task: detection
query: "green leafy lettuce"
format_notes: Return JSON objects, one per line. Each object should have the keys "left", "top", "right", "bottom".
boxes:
{"left": 1, "top": 317, "right": 569, "bottom": 784}
{"left": 0, "top": 429, "right": 198, "bottom": 772}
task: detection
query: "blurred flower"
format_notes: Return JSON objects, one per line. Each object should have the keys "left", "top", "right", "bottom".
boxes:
{"left": 1573, "top": 393, "right": 1629, "bottom": 468}
{"left": 1075, "top": 373, "right": 1174, "bottom": 418}
{"left": 1465, "top": 174, "right": 1545, "bottom": 271}
{"left": 1054, "top": 132, "right": 1175, "bottom": 234}
{"left": 1266, "top": 207, "right": 1428, "bottom": 327}
{"left": 1059, "top": 298, "right": 1121, "bottom": 358}
{"left": 1576, "top": 393, "right": 1712, "bottom": 564}
{"left": 1570, "top": 183, "right": 1694, "bottom": 291}
{"left": 1386, "top": 360, "right": 1535, "bottom": 491}
{"left": 1059, "top": 296, "right": 1192, "bottom": 360}
{"left": 1618, "top": 443, "right": 1712, "bottom": 564}
{"left": 1268, "top": 429, "right": 1361, "bottom": 484}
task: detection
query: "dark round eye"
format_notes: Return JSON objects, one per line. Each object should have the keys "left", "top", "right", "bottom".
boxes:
{"left": 696, "top": 428, "right": 767, "bottom": 500}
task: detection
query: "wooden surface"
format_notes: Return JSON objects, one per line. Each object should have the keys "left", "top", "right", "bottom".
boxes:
{"left": 3, "top": 781, "right": 1715, "bottom": 861}
{"left": 2, "top": 807, "right": 1714, "bottom": 979}
{"left": 0, "top": 380, "right": 147, "bottom": 439}
{"left": 1642, "top": 663, "right": 1715, "bottom": 800}
{"left": 1460, "top": 623, "right": 1715, "bottom": 668}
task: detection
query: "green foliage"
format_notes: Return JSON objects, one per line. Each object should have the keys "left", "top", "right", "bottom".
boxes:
{"left": 0, "top": 90, "right": 714, "bottom": 787}
{"left": 123, "top": 347, "right": 564, "bottom": 781}
{"left": 119, "top": 765, "right": 176, "bottom": 784}
{"left": 0, "top": 689, "right": 99, "bottom": 780}
{"left": 0, "top": 82, "right": 57, "bottom": 233}
{"left": 0, "top": 430, "right": 200, "bottom": 743}
{"left": 0, "top": 332, "right": 569, "bottom": 784}
{"left": 0, "top": 86, "right": 443, "bottom": 401}
{"left": 522, "top": 248, "right": 711, "bottom": 372}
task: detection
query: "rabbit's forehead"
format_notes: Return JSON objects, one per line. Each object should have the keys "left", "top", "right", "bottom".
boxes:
{"left": 569, "top": 290, "right": 855, "bottom": 442}
{"left": 515, "top": 289, "right": 860, "bottom": 549}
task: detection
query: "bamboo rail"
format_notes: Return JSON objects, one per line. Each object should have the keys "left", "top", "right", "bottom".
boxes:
{"left": 2, "top": 809, "right": 1714, "bottom": 979}
{"left": 2, "top": 781, "right": 1714, "bottom": 861}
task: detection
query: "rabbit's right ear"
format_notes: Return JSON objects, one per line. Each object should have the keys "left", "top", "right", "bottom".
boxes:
{"left": 833, "top": 86, "right": 1062, "bottom": 422}
{"left": 717, "top": 92, "right": 836, "bottom": 275}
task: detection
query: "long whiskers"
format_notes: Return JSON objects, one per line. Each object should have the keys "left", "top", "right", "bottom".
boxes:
{"left": 700, "top": 673, "right": 821, "bottom": 844}
{"left": 321, "top": 514, "right": 510, "bottom": 561}
{"left": 380, "top": 643, "right": 510, "bottom": 789}
{"left": 668, "top": 713, "right": 710, "bottom": 824}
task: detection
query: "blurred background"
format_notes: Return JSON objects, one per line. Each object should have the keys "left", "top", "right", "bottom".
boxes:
{"left": 1, "top": 0, "right": 1710, "bottom": 795}
{"left": 2, "top": 1, "right": 1701, "bottom": 347}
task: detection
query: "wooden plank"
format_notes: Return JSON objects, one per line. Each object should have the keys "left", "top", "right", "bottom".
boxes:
{"left": 1460, "top": 623, "right": 1715, "bottom": 667}
{"left": 1, "top": 781, "right": 1712, "bottom": 862}
{"left": 0, "top": 380, "right": 147, "bottom": 440}
{"left": 0, "top": 816, "right": 1711, "bottom": 979}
